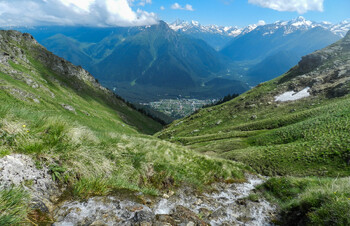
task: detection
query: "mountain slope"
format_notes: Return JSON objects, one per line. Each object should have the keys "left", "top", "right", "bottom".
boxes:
{"left": 0, "top": 30, "right": 249, "bottom": 223}
{"left": 220, "top": 18, "right": 340, "bottom": 61}
{"left": 158, "top": 30, "right": 350, "bottom": 177}
{"left": 41, "top": 34, "right": 93, "bottom": 70}
{"left": 157, "top": 32, "right": 350, "bottom": 224}
{"left": 247, "top": 50, "right": 300, "bottom": 84}
{"left": 92, "top": 21, "right": 225, "bottom": 86}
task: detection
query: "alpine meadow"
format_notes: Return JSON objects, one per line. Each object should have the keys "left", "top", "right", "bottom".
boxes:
{"left": 0, "top": 0, "right": 349, "bottom": 225}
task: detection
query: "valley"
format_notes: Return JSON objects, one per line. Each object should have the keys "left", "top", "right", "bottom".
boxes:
{"left": 141, "top": 98, "right": 217, "bottom": 119}
{"left": 0, "top": 5, "right": 349, "bottom": 225}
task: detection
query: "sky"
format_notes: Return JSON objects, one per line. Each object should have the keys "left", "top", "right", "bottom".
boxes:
{"left": 0, "top": 0, "right": 349, "bottom": 28}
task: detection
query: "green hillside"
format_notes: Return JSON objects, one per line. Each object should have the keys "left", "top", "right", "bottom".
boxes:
{"left": 158, "top": 31, "right": 350, "bottom": 224}
{"left": 159, "top": 31, "right": 350, "bottom": 177}
{"left": 0, "top": 30, "right": 249, "bottom": 224}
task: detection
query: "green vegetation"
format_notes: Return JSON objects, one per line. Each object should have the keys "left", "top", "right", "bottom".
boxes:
{"left": 259, "top": 177, "right": 350, "bottom": 225}
{"left": 159, "top": 86, "right": 350, "bottom": 176}
{"left": 158, "top": 32, "right": 350, "bottom": 224}
{"left": 0, "top": 187, "right": 30, "bottom": 225}
{"left": 0, "top": 30, "right": 249, "bottom": 214}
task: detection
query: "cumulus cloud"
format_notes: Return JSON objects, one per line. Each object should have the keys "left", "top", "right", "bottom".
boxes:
{"left": 171, "top": 2, "right": 194, "bottom": 11}
{"left": 137, "top": 0, "right": 152, "bottom": 6}
{"left": 160, "top": 6, "right": 165, "bottom": 10}
{"left": 257, "top": 20, "right": 266, "bottom": 26}
{"left": 248, "top": 0, "right": 324, "bottom": 14}
{"left": 0, "top": 0, "right": 158, "bottom": 27}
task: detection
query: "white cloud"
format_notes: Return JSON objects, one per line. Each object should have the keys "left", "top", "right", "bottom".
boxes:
{"left": 160, "top": 6, "right": 165, "bottom": 10}
{"left": 248, "top": 0, "right": 324, "bottom": 14}
{"left": 171, "top": 2, "right": 194, "bottom": 11}
{"left": 184, "top": 4, "right": 194, "bottom": 11}
{"left": 0, "top": 0, "right": 158, "bottom": 27}
{"left": 171, "top": 3, "right": 182, "bottom": 10}
{"left": 138, "top": 0, "right": 152, "bottom": 6}
{"left": 257, "top": 20, "right": 266, "bottom": 26}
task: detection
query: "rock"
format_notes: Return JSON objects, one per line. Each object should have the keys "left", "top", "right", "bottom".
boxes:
{"left": 61, "top": 104, "right": 75, "bottom": 112}
{"left": 250, "top": 115, "right": 257, "bottom": 120}
{"left": 210, "top": 207, "right": 228, "bottom": 219}
{"left": 199, "top": 208, "right": 212, "bottom": 219}
{"left": 155, "top": 214, "right": 176, "bottom": 225}
{"left": 163, "top": 194, "right": 170, "bottom": 199}
{"left": 0, "top": 154, "right": 59, "bottom": 199}
{"left": 91, "top": 220, "right": 107, "bottom": 226}
{"left": 195, "top": 198, "right": 203, "bottom": 205}
{"left": 139, "top": 222, "right": 152, "bottom": 226}
{"left": 298, "top": 53, "right": 327, "bottom": 74}
{"left": 133, "top": 211, "right": 154, "bottom": 223}
{"left": 172, "top": 206, "right": 208, "bottom": 226}
{"left": 216, "top": 120, "right": 222, "bottom": 125}
{"left": 168, "top": 190, "right": 175, "bottom": 197}
{"left": 153, "top": 222, "right": 172, "bottom": 226}
{"left": 186, "top": 221, "right": 195, "bottom": 226}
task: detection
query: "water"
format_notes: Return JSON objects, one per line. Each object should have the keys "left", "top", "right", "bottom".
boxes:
{"left": 54, "top": 175, "right": 275, "bottom": 225}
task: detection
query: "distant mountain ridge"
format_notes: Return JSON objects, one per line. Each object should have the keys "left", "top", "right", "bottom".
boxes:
{"left": 169, "top": 17, "right": 350, "bottom": 45}
{"left": 5, "top": 17, "right": 348, "bottom": 102}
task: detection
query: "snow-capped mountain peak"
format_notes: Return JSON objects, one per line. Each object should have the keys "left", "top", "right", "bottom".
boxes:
{"left": 290, "top": 16, "right": 313, "bottom": 27}
{"left": 168, "top": 19, "right": 241, "bottom": 37}
{"left": 331, "top": 19, "right": 350, "bottom": 37}
{"left": 169, "top": 17, "right": 350, "bottom": 41}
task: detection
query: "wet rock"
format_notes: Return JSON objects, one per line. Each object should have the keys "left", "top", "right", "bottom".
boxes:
{"left": 91, "top": 220, "right": 107, "bottom": 226}
{"left": 54, "top": 175, "right": 276, "bottom": 225}
{"left": 199, "top": 208, "right": 212, "bottom": 219}
{"left": 186, "top": 221, "right": 195, "bottom": 226}
{"left": 133, "top": 211, "right": 154, "bottom": 223}
{"left": 163, "top": 194, "right": 170, "bottom": 199}
{"left": 172, "top": 205, "right": 208, "bottom": 226}
{"left": 210, "top": 207, "right": 228, "bottom": 219}
{"left": 155, "top": 214, "right": 176, "bottom": 225}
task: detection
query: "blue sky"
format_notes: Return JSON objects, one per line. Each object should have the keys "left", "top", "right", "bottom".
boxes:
{"left": 0, "top": 0, "right": 348, "bottom": 27}
{"left": 145, "top": 0, "right": 350, "bottom": 26}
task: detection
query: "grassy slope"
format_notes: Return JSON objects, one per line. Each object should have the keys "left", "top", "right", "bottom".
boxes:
{"left": 0, "top": 31, "right": 250, "bottom": 222}
{"left": 158, "top": 80, "right": 350, "bottom": 176}
{"left": 158, "top": 33, "right": 350, "bottom": 224}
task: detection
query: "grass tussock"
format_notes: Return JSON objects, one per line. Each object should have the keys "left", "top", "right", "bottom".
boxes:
{"left": 0, "top": 187, "right": 30, "bottom": 225}
{"left": 259, "top": 177, "right": 350, "bottom": 225}
{"left": 160, "top": 92, "right": 350, "bottom": 177}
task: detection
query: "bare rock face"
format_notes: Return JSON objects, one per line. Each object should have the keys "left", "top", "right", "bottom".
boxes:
{"left": 298, "top": 53, "right": 327, "bottom": 74}
{"left": 275, "top": 30, "right": 350, "bottom": 100}
{"left": 0, "top": 154, "right": 61, "bottom": 213}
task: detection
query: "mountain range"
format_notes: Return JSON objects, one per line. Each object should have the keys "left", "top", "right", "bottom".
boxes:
{"left": 7, "top": 17, "right": 349, "bottom": 103}
{"left": 0, "top": 24, "right": 350, "bottom": 225}
{"left": 169, "top": 17, "right": 350, "bottom": 49}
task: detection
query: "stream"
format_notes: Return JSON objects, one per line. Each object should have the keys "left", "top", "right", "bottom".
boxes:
{"left": 54, "top": 175, "right": 276, "bottom": 225}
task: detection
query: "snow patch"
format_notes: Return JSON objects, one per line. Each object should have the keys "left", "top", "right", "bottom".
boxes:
{"left": 275, "top": 87, "right": 311, "bottom": 102}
